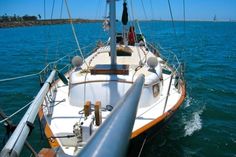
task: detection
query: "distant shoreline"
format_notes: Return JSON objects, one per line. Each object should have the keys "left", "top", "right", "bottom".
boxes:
{"left": 140, "top": 19, "right": 236, "bottom": 23}
{"left": 0, "top": 19, "right": 103, "bottom": 28}
{"left": 0, "top": 19, "right": 235, "bottom": 28}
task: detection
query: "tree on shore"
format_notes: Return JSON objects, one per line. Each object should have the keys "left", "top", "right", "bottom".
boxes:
{"left": 0, "top": 14, "right": 38, "bottom": 22}
{"left": 38, "top": 14, "right": 41, "bottom": 20}
{"left": 22, "top": 15, "right": 37, "bottom": 21}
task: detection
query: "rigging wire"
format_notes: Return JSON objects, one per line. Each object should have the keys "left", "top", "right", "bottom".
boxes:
{"left": 44, "top": 0, "right": 46, "bottom": 19}
{"left": 129, "top": 0, "right": 135, "bottom": 23}
{"left": 167, "top": 0, "right": 177, "bottom": 39}
{"left": 128, "top": 0, "right": 145, "bottom": 63}
{"left": 95, "top": 0, "right": 99, "bottom": 19}
{"left": 100, "top": 1, "right": 109, "bottom": 41}
{"left": 104, "top": 0, "right": 108, "bottom": 18}
{"left": 50, "top": 0, "right": 56, "bottom": 20}
{"left": 137, "top": 136, "right": 148, "bottom": 157}
{"left": 60, "top": 0, "right": 64, "bottom": 18}
{"left": 64, "top": 0, "right": 88, "bottom": 68}
{"left": 136, "top": 19, "right": 143, "bottom": 35}
{"left": 91, "top": 0, "right": 107, "bottom": 55}
{"left": 126, "top": 0, "right": 141, "bottom": 61}
{"left": 0, "top": 101, "right": 33, "bottom": 124}
{"left": 0, "top": 73, "right": 39, "bottom": 83}
{"left": 95, "top": 0, "right": 102, "bottom": 19}
{"left": 0, "top": 47, "right": 89, "bottom": 83}
{"left": 149, "top": 0, "right": 154, "bottom": 20}
{"left": 54, "top": 0, "right": 65, "bottom": 64}
{"left": 167, "top": 0, "right": 186, "bottom": 63}
{"left": 126, "top": 0, "right": 132, "bottom": 26}
{"left": 147, "top": 0, "right": 155, "bottom": 42}
{"left": 50, "top": 0, "right": 60, "bottom": 63}
{"left": 181, "top": 0, "right": 186, "bottom": 63}
{"left": 140, "top": 0, "right": 148, "bottom": 20}
{"left": 183, "top": 0, "right": 186, "bottom": 35}
{"left": 44, "top": 0, "right": 57, "bottom": 66}
{"left": 44, "top": 0, "right": 49, "bottom": 65}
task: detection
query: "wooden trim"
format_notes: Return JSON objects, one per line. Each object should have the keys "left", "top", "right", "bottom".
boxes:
{"left": 131, "top": 81, "right": 186, "bottom": 139}
{"left": 90, "top": 64, "right": 129, "bottom": 75}
{"left": 37, "top": 69, "right": 73, "bottom": 149}
{"left": 38, "top": 148, "right": 56, "bottom": 157}
{"left": 95, "top": 101, "right": 102, "bottom": 126}
{"left": 84, "top": 101, "right": 91, "bottom": 117}
{"left": 45, "top": 123, "right": 60, "bottom": 148}
{"left": 38, "top": 106, "right": 60, "bottom": 148}
{"left": 72, "top": 79, "right": 133, "bottom": 85}
{"left": 38, "top": 106, "right": 44, "bottom": 120}
{"left": 71, "top": 79, "right": 157, "bottom": 87}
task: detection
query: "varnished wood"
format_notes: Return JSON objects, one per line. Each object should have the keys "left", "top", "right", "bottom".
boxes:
{"left": 84, "top": 101, "right": 91, "bottom": 117}
{"left": 95, "top": 101, "right": 102, "bottom": 126}
{"left": 91, "top": 64, "right": 129, "bottom": 75}
{"left": 38, "top": 148, "right": 56, "bottom": 157}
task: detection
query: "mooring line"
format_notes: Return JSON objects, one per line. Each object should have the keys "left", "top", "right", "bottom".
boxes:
{"left": 0, "top": 101, "right": 33, "bottom": 124}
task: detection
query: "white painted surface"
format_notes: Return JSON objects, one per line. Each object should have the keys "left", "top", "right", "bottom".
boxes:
{"left": 42, "top": 45, "right": 183, "bottom": 156}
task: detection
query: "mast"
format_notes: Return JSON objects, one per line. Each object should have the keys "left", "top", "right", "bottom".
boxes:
{"left": 109, "top": 0, "right": 117, "bottom": 65}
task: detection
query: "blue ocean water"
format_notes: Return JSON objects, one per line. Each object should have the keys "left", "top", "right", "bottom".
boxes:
{"left": 0, "top": 21, "right": 236, "bottom": 157}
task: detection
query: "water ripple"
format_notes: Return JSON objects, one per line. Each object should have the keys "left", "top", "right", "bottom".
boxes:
{"left": 183, "top": 108, "right": 204, "bottom": 136}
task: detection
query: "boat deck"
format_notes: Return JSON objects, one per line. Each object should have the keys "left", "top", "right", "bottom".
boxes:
{"left": 42, "top": 45, "right": 184, "bottom": 156}
{"left": 46, "top": 72, "right": 181, "bottom": 133}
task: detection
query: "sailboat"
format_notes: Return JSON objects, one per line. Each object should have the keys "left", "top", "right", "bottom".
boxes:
{"left": 213, "top": 15, "right": 217, "bottom": 22}
{"left": 38, "top": 0, "right": 185, "bottom": 156}
{"left": 1, "top": 0, "right": 186, "bottom": 156}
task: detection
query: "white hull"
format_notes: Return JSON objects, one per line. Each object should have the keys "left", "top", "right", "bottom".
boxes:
{"left": 39, "top": 44, "right": 185, "bottom": 156}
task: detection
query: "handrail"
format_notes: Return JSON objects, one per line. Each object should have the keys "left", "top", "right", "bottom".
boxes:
{"left": 148, "top": 43, "right": 180, "bottom": 63}
{"left": 77, "top": 74, "right": 145, "bottom": 157}
{"left": 71, "top": 78, "right": 156, "bottom": 87}
{"left": 0, "top": 70, "right": 56, "bottom": 157}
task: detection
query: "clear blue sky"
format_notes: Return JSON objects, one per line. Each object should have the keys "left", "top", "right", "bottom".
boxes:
{"left": 0, "top": 0, "right": 235, "bottom": 21}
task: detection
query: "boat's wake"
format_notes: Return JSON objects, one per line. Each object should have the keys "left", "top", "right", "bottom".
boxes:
{"left": 184, "top": 95, "right": 193, "bottom": 108}
{"left": 184, "top": 109, "right": 203, "bottom": 136}
{"left": 182, "top": 96, "right": 205, "bottom": 137}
